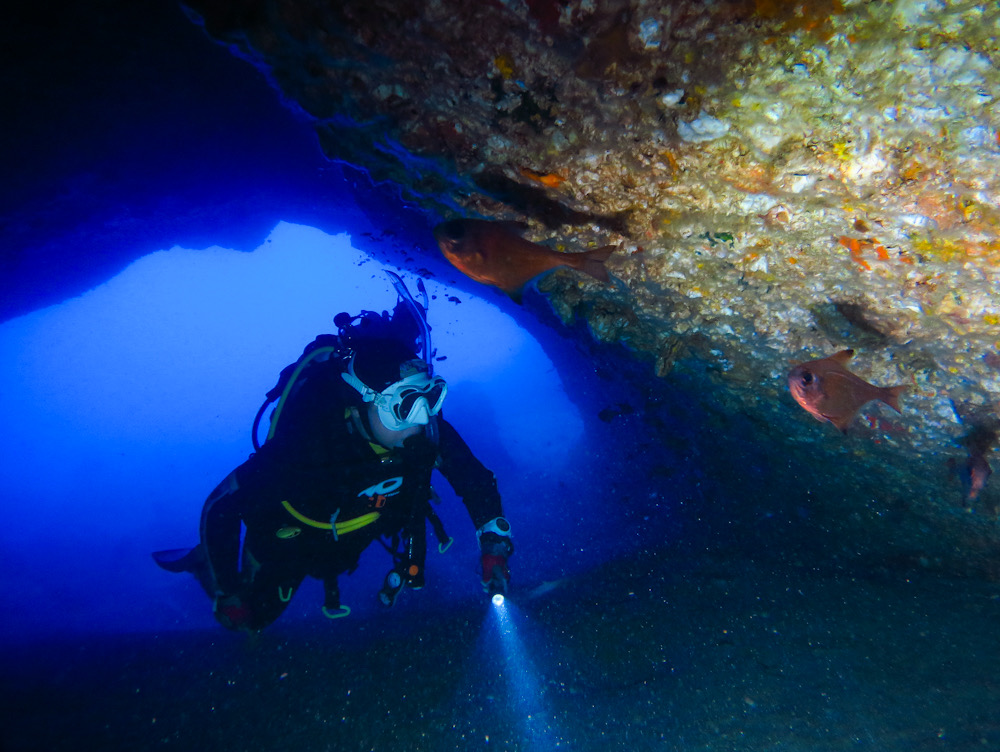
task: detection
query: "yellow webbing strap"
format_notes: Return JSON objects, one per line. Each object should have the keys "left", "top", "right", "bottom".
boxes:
{"left": 281, "top": 500, "right": 380, "bottom": 534}
{"left": 337, "top": 513, "right": 382, "bottom": 534}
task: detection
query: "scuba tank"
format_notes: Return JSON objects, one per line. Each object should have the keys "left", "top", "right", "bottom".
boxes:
{"left": 251, "top": 333, "right": 346, "bottom": 451}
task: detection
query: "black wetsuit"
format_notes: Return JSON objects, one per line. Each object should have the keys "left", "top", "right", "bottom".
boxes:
{"left": 198, "top": 355, "right": 503, "bottom": 630}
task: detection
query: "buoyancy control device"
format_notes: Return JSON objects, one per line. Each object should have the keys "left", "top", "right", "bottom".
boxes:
{"left": 249, "top": 271, "right": 451, "bottom": 612}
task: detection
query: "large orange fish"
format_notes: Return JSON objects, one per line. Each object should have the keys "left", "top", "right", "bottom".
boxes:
{"left": 433, "top": 219, "right": 615, "bottom": 302}
{"left": 787, "top": 349, "right": 907, "bottom": 433}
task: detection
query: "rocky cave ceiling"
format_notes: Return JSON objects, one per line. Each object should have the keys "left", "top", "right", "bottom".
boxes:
{"left": 180, "top": 0, "right": 1000, "bottom": 572}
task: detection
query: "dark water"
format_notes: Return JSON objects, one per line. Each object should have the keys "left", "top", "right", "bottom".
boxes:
{"left": 4, "top": 549, "right": 1000, "bottom": 751}
{"left": 1, "top": 0, "right": 391, "bottom": 322}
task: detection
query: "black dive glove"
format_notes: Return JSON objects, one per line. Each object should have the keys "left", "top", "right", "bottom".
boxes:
{"left": 213, "top": 593, "right": 253, "bottom": 631}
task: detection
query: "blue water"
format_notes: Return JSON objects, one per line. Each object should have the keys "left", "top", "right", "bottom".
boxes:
{"left": 2, "top": 3, "right": 999, "bottom": 750}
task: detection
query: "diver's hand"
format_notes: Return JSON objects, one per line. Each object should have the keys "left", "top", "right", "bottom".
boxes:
{"left": 213, "top": 593, "right": 252, "bottom": 631}
{"left": 478, "top": 526, "right": 513, "bottom": 595}
{"left": 481, "top": 552, "right": 510, "bottom": 595}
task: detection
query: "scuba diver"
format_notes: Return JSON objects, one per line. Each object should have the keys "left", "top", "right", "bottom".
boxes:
{"left": 153, "top": 272, "right": 513, "bottom": 632}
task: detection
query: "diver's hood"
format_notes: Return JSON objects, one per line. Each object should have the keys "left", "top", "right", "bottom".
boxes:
{"left": 334, "top": 270, "right": 435, "bottom": 377}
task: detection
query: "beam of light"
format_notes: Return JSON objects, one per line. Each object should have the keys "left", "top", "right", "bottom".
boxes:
{"left": 487, "top": 598, "right": 565, "bottom": 750}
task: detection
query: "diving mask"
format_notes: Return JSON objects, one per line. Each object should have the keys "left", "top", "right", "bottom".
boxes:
{"left": 343, "top": 358, "right": 448, "bottom": 431}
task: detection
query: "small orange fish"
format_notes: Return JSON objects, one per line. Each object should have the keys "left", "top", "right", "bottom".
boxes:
{"left": 966, "top": 452, "right": 992, "bottom": 501}
{"left": 433, "top": 219, "right": 614, "bottom": 302}
{"left": 960, "top": 425, "right": 997, "bottom": 502}
{"left": 948, "top": 450, "right": 993, "bottom": 503}
{"left": 519, "top": 167, "right": 566, "bottom": 189}
{"left": 787, "top": 349, "right": 907, "bottom": 433}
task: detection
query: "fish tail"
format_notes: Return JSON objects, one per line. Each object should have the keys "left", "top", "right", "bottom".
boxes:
{"left": 881, "top": 384, "right": 908, "bottom": 413}
{"left": 573, "top": 245, "right": 615, "bottom": 284}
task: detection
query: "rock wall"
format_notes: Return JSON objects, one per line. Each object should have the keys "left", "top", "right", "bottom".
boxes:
{"left": 182, "top": 0, "right": 1000, "bottom": 574}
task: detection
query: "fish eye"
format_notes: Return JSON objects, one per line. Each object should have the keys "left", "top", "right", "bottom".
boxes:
{"left": 801, "top": 371, "right": 813, "bottom": 384}
{"left": 445, "top": 222, "right": 465, "bottom": 240}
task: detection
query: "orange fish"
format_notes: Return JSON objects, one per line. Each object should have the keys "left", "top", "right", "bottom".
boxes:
{"left": 947, "top": 451, "right": 993, "bottom": 503}
{"left": 433, "top": 219, "right": 614, "bottom": 302}
{"left": 960, "top": 425, "right": 996, "bottom": 502}
{"left": 519, "top": 167, "right": 566, "bottom": 188}
{"left": 787, "top": 349, "right": 907, "bottom": 433}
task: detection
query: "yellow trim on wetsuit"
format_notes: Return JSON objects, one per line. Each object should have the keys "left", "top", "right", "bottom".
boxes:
{"left": 280, "top": 500, "right": 381, "bottom": 534}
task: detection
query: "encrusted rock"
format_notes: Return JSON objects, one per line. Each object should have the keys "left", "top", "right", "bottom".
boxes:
{"left": 184, "top": 0, "right": 1000, "bottom": 572}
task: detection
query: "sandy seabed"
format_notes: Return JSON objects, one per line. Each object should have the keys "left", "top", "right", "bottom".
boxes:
{"left": 3, "top": 545, "right": 998, "bottom": 752}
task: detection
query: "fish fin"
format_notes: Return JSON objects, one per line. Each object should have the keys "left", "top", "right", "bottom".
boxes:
{"left": 574, "top": 244, "right": 616, "bottom": 284}
{"left": 881, "top": 384, "right": 908, "bottom": 413}
{"left": 495, "top": 220, "right": 531, "bottom": 236}
{"left": 827, "top": 414, "right": 853, "bottom": 434}
{"left": 831, "top": 349, "right": 855, "bottom": 364}
{"left": 505, "top": 285, "right": 525, "bottom": 305}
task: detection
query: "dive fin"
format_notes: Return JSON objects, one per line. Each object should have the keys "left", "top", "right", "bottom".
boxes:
{"left": 152, "top": 546, "right": 204, "bottom": 574}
